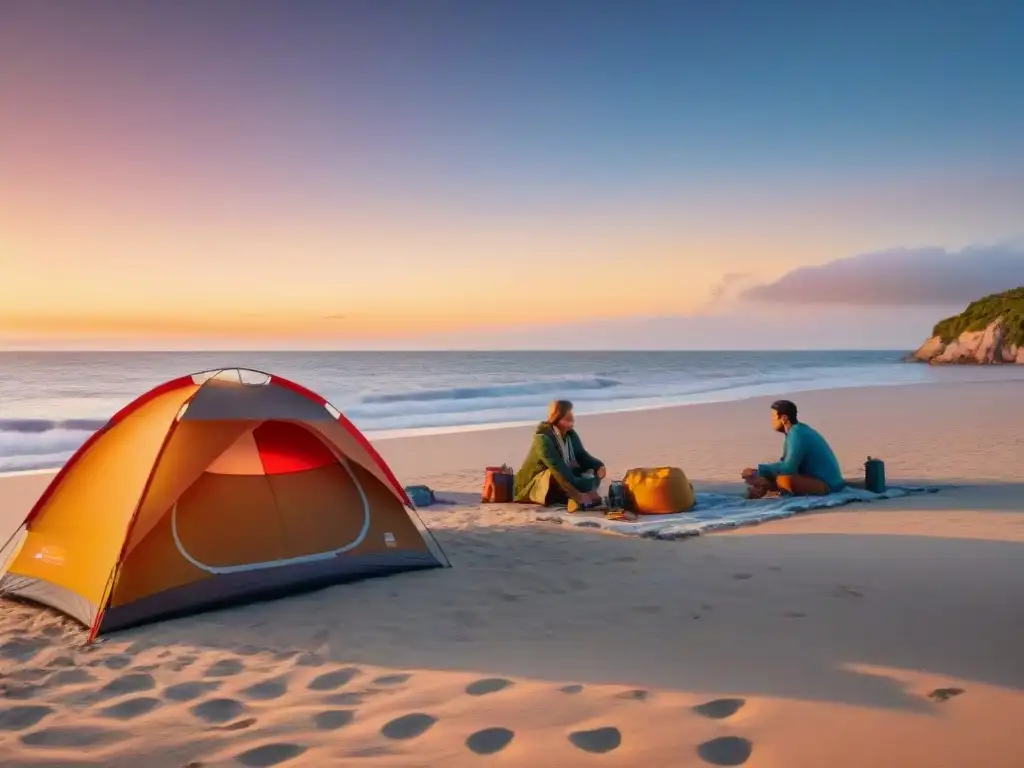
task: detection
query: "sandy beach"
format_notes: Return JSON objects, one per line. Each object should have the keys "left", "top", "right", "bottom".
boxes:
{"left": 1, "top": 379, "right": 1022, "bottom": 767}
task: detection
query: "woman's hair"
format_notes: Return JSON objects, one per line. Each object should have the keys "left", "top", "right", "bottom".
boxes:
{"left": 547, "top": 399, "right": 574, "bottom": 426}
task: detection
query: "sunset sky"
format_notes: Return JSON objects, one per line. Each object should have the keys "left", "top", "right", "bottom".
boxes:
{"left": 2, "top": 1, "right": 1022, "bottom": 349}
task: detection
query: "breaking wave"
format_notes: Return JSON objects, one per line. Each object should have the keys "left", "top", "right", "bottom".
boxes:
{"left": 360, "top": 375, "right": 622, "bottom": 405}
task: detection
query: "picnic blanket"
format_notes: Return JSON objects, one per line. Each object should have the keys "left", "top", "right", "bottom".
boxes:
{"left": 533, "top": 485, "right": 942, "bottom": 539}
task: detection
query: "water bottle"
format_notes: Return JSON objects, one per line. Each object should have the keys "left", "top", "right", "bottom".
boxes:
{"left": 864, "top": 456, "right": 886, "bottom": 494}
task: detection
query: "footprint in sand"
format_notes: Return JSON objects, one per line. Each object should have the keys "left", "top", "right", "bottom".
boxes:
{"left": 373, "top": 673, "right": 412, "bottom": 686}
{"left": 732, "top": 573, "right": 753, "bottom": 580}
{"left": 94, "top": 672, "right": 157, "bottom": 700}
{"left": 294, "top": 652, "right": 325, "bottom": 668}
{"left": 697, "top": 736, "right": 753, "bottom": 766}
{"left": 0, "top": 637, "right": 48, "bottom": 663}
{"left": 100, "top": 654, "right": 133, "bottom": 670}
{"left": 48, "top": 654, "right": 76, "bottom": 668}
{"left": 559, "top": 684, "right": 584, "bottom": 694}
{"left": 240, "top": 676, "right": 289, "bottom": 701}
{"left": 928, "top": 687, "right": 965, "bottom": 702}
{"left": 1, "top": 682, "right": 48, "bottom": 701}
{"left": 10, "top": 667, "right": 49, "bottom": 682}
{"left": 692, "top": 698, "right": 746, "bottom": 720}
{"left": 204, "top": 659, "right": 244, "bottom": 677}
{"left": 49, "top": 668, "right": 95, "bottom": 687}
{"left": 465, "top": 678, "right": 513, "bottom": 696}
{"left": 568, "top": 727, "right": 621, "bottom": 754}
{"left": 307, "top": 667, "right": 360, "bottom": 692}
{"left": 0, "top": 705, "right": 54, "bottom": 731}
{"left": 98, "top": 697, "right": 163, "bottom": 721}
{"left": 783, "top": 611, "right": 807, "bottom": 619}
{"left": 21, "top": 725, "right": 125, "bottom": 749}
{"left": 615, "top": 689, "right": 649, "bottom": 701}
{"left": 163, "top": 680, "right": 222, "bottom": 702}
{"left": 381, "top": 713, "right": 437, "bottom": 740}
{"left": 235, "top": 743, "right": 307, "bottom": 767}
{"left": 466, "top": 727, "right": 515, "bottom": 755}
{"left": 169, "top": 654, "right": 199, "bottom": 672}
{"left": 313, "top": 709, "right": 355, "bottom": 731}
{"left": 190, "top": 698, "right": 246, "bottom": 725}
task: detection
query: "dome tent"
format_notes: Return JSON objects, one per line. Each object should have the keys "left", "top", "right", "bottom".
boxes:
{"left": 0, "top": 368, "right": 448, "bottom": 639}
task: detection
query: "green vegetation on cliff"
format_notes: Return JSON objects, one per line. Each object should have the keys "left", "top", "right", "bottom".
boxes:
{"left": 933, "top": 287, "right": 1024, "bottom": 346}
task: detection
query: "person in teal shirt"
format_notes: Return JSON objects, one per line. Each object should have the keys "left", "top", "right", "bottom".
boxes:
{"left": 742, "top": 400, "right": 845, "bottom": 498}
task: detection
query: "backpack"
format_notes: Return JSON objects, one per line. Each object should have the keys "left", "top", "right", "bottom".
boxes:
{"left": 481, "top": 464, "right": 514, "bottom": 503}
{"left": 404, "top": 485, "right": 437, "bottom": 508}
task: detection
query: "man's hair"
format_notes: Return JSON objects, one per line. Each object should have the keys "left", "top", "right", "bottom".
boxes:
{"left": 771, "top": 399, "right": 798, "bottom": 423}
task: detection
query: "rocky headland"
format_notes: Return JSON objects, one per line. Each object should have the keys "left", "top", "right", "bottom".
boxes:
{"left": 909, "top": 287, "right": 1024, "bottom": 364}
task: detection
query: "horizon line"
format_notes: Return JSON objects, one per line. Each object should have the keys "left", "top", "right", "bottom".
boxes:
{"left": 0, "top": 347, "right": 913, "bottom": 354}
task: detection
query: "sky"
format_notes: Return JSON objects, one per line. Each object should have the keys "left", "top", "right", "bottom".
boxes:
{"left": 2, "top": 0, "right": 1023, "bottom": 350}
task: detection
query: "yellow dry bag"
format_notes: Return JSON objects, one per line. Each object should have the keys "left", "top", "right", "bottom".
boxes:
{"left": 622, "top": 466, "right": 695, "bottom": 515}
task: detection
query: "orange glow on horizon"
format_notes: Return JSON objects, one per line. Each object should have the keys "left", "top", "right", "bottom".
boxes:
{"left": 3, "top": 130, "right": 1009, "bottom": 350}
{"left": 0, "top": 297, "right": 685, "bottom": 341}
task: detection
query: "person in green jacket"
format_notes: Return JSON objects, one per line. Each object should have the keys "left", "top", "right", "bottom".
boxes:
{"left": 742, "top": 399, "right": 845, "bottom": 498}
{"left": 514, "top": 399, "right": 606, "bottom": 508}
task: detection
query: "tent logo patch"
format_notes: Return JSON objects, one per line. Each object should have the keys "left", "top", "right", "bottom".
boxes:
{"left": 33, "top": 546, "right": 66, "bottom": 566}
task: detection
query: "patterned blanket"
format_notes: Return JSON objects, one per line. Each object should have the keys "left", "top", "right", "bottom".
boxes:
{"left": 533, "top": 485, "right": 942, "bottom": 539}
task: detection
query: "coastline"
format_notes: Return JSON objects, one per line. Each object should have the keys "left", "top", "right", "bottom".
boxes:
{"left": 361, "top": 366, "right": 1024, "bottom": 440}
{"left": 6, "top": 369, "right": 1024, "bottom": 475}
{"left": 1, "top": 378, "right": 1022, "bottom": 766}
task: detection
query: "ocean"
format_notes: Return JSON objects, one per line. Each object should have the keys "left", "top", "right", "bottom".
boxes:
{"left": 2, "top": 350, "right": 1022, "bottom": 474}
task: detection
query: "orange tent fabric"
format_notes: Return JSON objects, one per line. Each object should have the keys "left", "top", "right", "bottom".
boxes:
{"left": 0, "top": 369, "right": 449, "bottom": 638}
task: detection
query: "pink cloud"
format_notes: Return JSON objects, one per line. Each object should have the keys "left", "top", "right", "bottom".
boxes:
{"left": 741, "top": 244, "right": 1024, "bottom": 305}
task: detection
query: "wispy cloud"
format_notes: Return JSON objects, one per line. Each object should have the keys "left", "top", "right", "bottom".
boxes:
{"left": 740, "top": 244, "right": 1024, "bottom": 305}
{"left": 706, "top": 272, "right": 756, "bottom": 303}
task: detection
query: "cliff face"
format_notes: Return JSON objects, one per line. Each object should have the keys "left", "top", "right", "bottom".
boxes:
{"left": 909, "top": 287, "right": 1024, "bottom": 364}
{"left": 911, "top": 318, "right": 1024, "bottom": 364}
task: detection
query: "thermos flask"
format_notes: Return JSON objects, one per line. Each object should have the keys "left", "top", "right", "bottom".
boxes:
{"left": 864, "top": 456, "right": 886, "bottom": 493}
{"left": 607, "top": 480, "right": 626, "bottom": 509}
